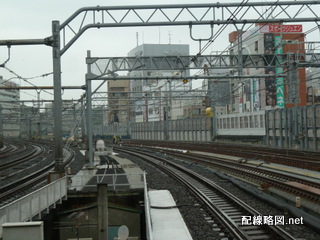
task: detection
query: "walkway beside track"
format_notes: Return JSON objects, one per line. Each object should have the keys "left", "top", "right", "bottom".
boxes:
{"left": 148, "top": 189, "right": 193, "bottom": 240}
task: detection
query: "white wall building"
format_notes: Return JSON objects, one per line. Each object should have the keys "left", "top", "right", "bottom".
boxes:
{"left": 128, "top": 44, "right": 191, "bottom": 122}
{"left": 0, "top": 76, "right": 20, "bottom": 137}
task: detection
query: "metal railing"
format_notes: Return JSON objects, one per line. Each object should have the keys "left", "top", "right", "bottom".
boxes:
{"left": 68, "top": 173, "right": 145, "bottom": 191}
{"left": 0, "top": 177, "right": 68, "bottom": 238}
{"left": 143, "top": 172, "right": 153, "bottom": 240}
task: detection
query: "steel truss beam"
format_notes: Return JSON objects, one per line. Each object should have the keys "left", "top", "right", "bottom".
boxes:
{"left": 87, "top": 53, "right": 320, "bottom": 78}
{"left": 59, "top": 1, "right": 320, "bottom": 55}
{"left": 0, "top": 86, "right": 85, "bottom": 90}
{"left": 0, "top": 100, "right": 80, "bottom": 103}
{"left": 1, "top": 1, "right": 319, "bottom": 52}
{"left": 88, "top": 74, "right": 287, "bottom": 81}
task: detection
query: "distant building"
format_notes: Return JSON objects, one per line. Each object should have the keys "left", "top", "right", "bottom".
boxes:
{"left": 200, "top": 67, "right": 231, "bottom": 115}
{"left": 107, "top": 79, "right": 130, "bottom": 124}
{"left": 0, "top": 76, "right": 20, "bottom": 137}
{"left": 128, "top": 44, "right": 191, "bottom": 122}
{"left": 229, "top": 23, "right": 307, "bottom": 112}
{"left": 306, "top": 65, "right": 320, "bottom": 104}
{"left": 42, "top": 101, "right": 82, "bottom": 139}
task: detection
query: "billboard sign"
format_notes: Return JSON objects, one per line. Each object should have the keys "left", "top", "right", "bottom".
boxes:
{"left": 274, "top": 36, "right": 285, "bottom": 108}
{"left": 260, "top": 24, "right": 303, "bottom": 33}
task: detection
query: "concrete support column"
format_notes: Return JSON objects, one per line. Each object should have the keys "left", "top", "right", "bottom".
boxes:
{"left": 97, "top": 183, "right": 108, "bottom": 240}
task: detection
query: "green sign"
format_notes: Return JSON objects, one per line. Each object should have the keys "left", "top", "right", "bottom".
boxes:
{"left": 274, "top": 36, "right": 285, "bottom": 108}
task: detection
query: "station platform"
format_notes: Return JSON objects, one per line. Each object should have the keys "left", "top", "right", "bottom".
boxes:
{"left": 60, "top": 149, "right": 145, "bottom": 240}
{"left": 148, "top": 189, "right": 193, "bottom": 240}
{"left": 69, "top": 150, "right": 144, "bottom": 192}
{"left": 68, "top": 149, "right": 193, "bottom": 239}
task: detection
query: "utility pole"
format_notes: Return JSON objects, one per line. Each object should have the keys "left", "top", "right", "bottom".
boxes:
{"left": 168, "top": 80, "right": 173, "bottom": 121}
{"left": 37, "top": 91, "right": 41, "bottom": 139}
{"left": 209, "top": 80, "right": 217, "bottom": 141}
{"left": 52, "top": 20, "right": 64, "bottom": 174}
{"left": 86, "top": 50, "right": 94, "bottom": 168}
{"left": 288, "top": 54, "right": 300, "bottom": 148}
{"left": 80, "top": 95, "right": 86, "bottom": 149}
{"left": 73, "top": 103, "right": 78, "bottom": 144}
{"left": 0, "top": 105, "right": 3, "bottom": 148}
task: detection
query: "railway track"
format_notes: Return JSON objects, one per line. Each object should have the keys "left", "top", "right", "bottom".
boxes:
{"left": 0, "top": 143, "right": 46, "bottom": 173}
{"left": 0, "top": 143, "right": 74, "bottom": 206}
{"left": 127, "top": 140, "right": 320, "bottom": 171}
{"left": 0, "top": 141, "right": 27, "bottom": 159}
{"left": 117, "top": 147, "right": 296, "bottom": 240}
{"left": 158, "top": 149, "right": 320, "bottom": 204}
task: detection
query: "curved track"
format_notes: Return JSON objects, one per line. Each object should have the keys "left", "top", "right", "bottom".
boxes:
{"left": 158, "top": 148, "right": 320, "bottom": 204}
{"left": 117, "top": 147, "right": 296, "bottom": 240}
{"left": 0, "top": 141, "right": 27, "bottom": 159}
{"left": 127, "top": 140, "right": 320, "bottom": 171}
{"left": 0, "top": 141, "right": 74, "bottom": 206}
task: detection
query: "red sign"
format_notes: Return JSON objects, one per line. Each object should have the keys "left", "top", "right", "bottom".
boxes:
{"left": 260, "top": 25, "right": 303, "bottom": 33}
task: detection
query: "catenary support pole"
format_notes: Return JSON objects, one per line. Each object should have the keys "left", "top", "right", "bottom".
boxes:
{"left": 210, "top": 80, "right": 217, "bottom": 141}
{"left": 86, "top": 50, "right": 94, "bottom": 168}
{"left": 52, "top": 20, "right": 64, "bottom": 172}
{"left": 0, "top": 105, "right": 3, "bottom": 148}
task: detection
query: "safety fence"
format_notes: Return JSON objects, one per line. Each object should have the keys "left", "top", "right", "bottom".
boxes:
{"left": 104, "top": 106, "right": 319, "bottom": 151}
{"left": 266, "top": 105, "right": 320, "bottom": 151}
{"left": 0, "top": 177, "right": 68, "bottom": 238}
{"left": 130, "top": 110, "right": 266, "bottom": 142}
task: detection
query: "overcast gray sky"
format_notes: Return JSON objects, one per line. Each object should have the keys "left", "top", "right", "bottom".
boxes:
{"left": 1, "top": 0, "right": 319, "bottom": 103}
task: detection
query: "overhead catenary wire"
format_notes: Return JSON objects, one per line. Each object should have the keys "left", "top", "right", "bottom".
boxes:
{"left": 1, "top": 66, "right": 54, "bottom": 99}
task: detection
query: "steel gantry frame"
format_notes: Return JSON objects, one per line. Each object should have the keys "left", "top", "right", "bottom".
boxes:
{"left": 1, "top": 1, "right": 320, "bottom": 170}
{"left": 59, "top": 1, "right": 320, "bottom": 55}
{"left": 87, "top": 53, "right": 320, "bottom": 78}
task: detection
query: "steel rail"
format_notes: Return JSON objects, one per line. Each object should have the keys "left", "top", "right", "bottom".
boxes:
{"left": 128, "top": 141, "right": 320, "bottom": 171}
{"left": 117, "top": 147, "right": 295, "bottom": 240}
{"left": 0, "top": 144, "right": 44, "bottom": 172}
{"left": 160, "top": 149, "right": 320, "bottom": 202}
{"left": 0, "top": 146, "right": 74, "bottom": 204}
{"left": 0, "top": 142, "right": 25, "bottom": 159}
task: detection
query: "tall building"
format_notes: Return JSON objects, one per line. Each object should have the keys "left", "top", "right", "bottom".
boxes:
{"left": 229, "top": 23, "right": 307, "bottom": 112}
{"left": 0, "top": 76, "right": 20, "bottom": 137}
{"left": 107, "top": 79, "right": 130, "bottom": 124}
{"left": 128, "top": 44, "right": 191, "bottom": 122}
